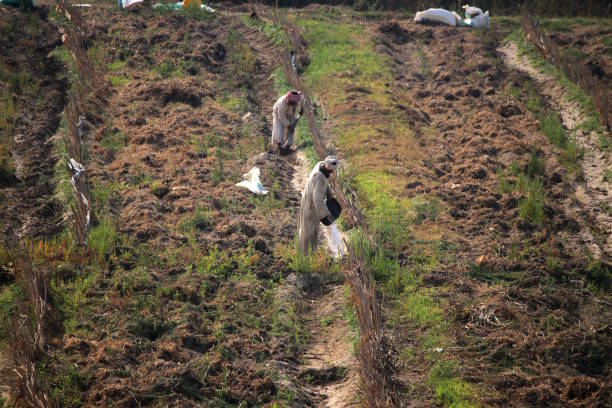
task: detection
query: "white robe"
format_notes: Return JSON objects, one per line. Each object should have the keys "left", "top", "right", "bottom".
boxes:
{"left": 298, "top": 162, "right": 332, "bottom": 255}
{"left": 272, "top": 94, "right": 302, "bottom": 147}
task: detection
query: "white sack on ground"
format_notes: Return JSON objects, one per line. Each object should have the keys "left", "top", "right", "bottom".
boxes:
{"left": 119, "top": 0, "right": 143, "bottom": 9}
{"left": 462, "top": 4, "right": 483, "bottom": 18}
{"left": 451, "top": 11, "right": 462, "bottom": 25}
{"left": 153, "top": 1, "right": 215, "bottom": 12}
{"left": 414, "top": 8, "right": 458, "bottom": 27}
{"left": 236, "top": 167, "right": 269, "bottom": 195}
{"left": 326, "top": 224, "right": 345, "bottom": 258}
{"left": 465, "top": 10, "right": 490, "bottom": 29}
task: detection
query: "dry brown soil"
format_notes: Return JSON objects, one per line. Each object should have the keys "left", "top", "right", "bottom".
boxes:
{"left": 376, "top": 20, "right": 611, "bottom": 407}
{"left": 0, "top": 7, "right": 67, "bottom": 240}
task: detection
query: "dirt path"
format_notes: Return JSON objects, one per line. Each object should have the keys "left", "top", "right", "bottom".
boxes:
{"left": 291, "top": 151, "right": 357, "bottom": 407}
{"left": 238, "top": 15, "right": 357, "bottom": 405}
{"left": 0, "top": 8, "right": 66, "bottom": 240}
{"left": 500, "top": 42, "right": 612, "bottom": 260}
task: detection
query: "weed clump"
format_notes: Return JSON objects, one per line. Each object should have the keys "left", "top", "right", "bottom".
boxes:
{"left": 427, "top": 360, "right": 478, "bottom": 408}
{"left": 498, "top": 157, "right": 547, "bottom": 227}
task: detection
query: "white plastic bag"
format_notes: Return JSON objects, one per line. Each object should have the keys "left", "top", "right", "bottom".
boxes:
{"left": 465, "top": 10, "right": 489, "bottom": 29}
{"left": 451, "top": 11, "right": 463, "bottom": 26}
{"left": 462, "top": 4, "right": 483, "bottom": 18}
{"left": 152, "top": 2, "right": 216, "bottom": 12}
{"left": 414, "top": 8, "right": 457, "bottom": 27}
{"left": 236, "top": 167, "right": 269, "bottom": 195}
{"left": 118, "top": 0, "right": 143, "bottom": 9}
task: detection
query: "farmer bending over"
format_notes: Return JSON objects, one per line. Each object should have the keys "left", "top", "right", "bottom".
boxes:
{"left": 272, "top": 90, "right": 303, "bottom": 155}
{"left": 298, "top": 156, "right": 339, "bottom": 255}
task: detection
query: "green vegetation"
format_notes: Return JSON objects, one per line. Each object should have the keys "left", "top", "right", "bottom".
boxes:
{"left": 428, "top": 360, "right": 478, "bottom": 408}
{"left": 507, "top": 29, "right": 610, "bottom": 153}
{"left": 155, "top": 59, "right": 181, "bottom": 79}
{"left": 100, "top": 126, "right": 127, "bottom": 154}
{"left": 294, "top": 12, "right": 478, "bottom": 404}
{"left": 0, "top": 62, "right": 37, "bottom": 181}
{"left": 178, "top": 205, "right": 212, "bottom": 235}
{"left": 220, "top": 94, "right": 251, "bottom": 113}
{"left": 498, "top": 156, "right": 547, "bottom": 226}
{"left": 0, "top": 283, "right": 19, "bottom": 345}
{"left": 88, "top": 219, "right": 118, "bottom": 266}
{"left": 227, "top": 29, "right": 257, "bottom": 86}
{"left": 241, "top": 15, "right": 289, "bottom": 48}
{"left": 538, "top": 17, "right": 612, "bottom": 33}
{"left": 517, "top": 77, "right": 585, "bottom": 171}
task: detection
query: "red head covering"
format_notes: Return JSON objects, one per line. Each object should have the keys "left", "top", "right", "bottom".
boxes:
{"left": 286, "top": 90, "right": 302, "bottom": 104}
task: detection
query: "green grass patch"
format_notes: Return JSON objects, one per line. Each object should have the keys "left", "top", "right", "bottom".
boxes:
{"left": 538, "top": 17, "right": 612, "bottom": 33}
{"left": 100, "top": 126, "right": 126, "bottom": 154}
{"left": 540, "top": 112, "right": 567, "bottom": 148}
{"left": 0, "top": 283, "right": 20, "bottom": 345}
{"left": 0, "top": 62, "right": 38, "bottom": 181}
{"left": 155, "top": 59, "right": 183, "bottom": 79}
{"left": 428, "top": 360, "right": 478, "bottom": 408}
{"left": 226, "top": 28, "right": 257, "bottom": 85}
{"left": 498, "top": 160, "right": 547, "bottom": 227}
{"left": 299, "top": 18, "right": 388, "bottom": 91}
{"left": 52, "top": 268, "right": 98, "bottom": 334}
{"left": 110, "top": 75, "right": 130, "bottom": 87}
{"left": 178, "top": 206, "right": 213, "bottom": 235}
{"left": 87, "top": 219, "right": 118, "bottom": 267}
{"left": 219, "top": 94, "right": 251, "bottom": 113}
{"left": 241, "top": 15, "right": 289, "bottom": 47}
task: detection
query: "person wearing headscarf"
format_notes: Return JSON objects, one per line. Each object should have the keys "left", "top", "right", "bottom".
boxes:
{"left": 298, "top": 156, "right": 339, "bottom": 255}
{"left": 272, "top": 90, "right": 303, "bottom": 154}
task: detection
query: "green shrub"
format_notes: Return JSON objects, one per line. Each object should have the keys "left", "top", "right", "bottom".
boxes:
{"left": 561, "top": 136, "right": 584, "bottom": 170}
{"left": 88, "top": 220, "right": 118, "bottom": 265}
{"left": 540, "top": 112, "right": 567, "bottom": 148}
{"left": 100, "top": 127, "right": 126, "bottom": 154}
{"left": 150, "top": 180, "right": 169, "bottom": 198}
{"left": 110, "top": 75, "right": 130, "bottom": 87}
{"left": 526, "top": 149, "right": 544, "bottom": 178}
{"left": 497, "top": 167, "right": 512, "bottom": 194}
{"left": 413, "top": 197, "right": 441, "bottom": 224}
{"left": 518, "top": 179, "right": 546, "bottom": 225}
{"left": 585, "top": 262, "right": 611, "bottom": 292}
{"left": 40, "top": 361, "right": 89, "bottom": 407}
{"left": 182, "top": 2, "right": 215, "bottom": 21}
{"left": 227, "top": 29, "right": 256, "bottom": 84}
{"left": 178, "top": 206, "right": 212, "bottom": 234}
{"left": 0, "top": 284, "right": 20, "bottom": 343}
{"left": 155, "top": 60, "right": 179, "bottom": 79}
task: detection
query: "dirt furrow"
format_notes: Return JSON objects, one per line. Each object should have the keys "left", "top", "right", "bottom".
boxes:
{"left": 500, "top": 42, "right": 612, "bottom": 259}
{"left": 236, "top": 18, "right": 358, "bottom": 406}
{"left": 0, "top": 8, "right": 67, "bottom": 240}
{"left": 291, "top": 150, "right": 357, "bottom": 407}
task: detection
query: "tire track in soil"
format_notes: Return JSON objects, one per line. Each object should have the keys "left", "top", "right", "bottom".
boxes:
{"left": 238, "top": 17, "right": 358, "bottom": 407}
{"left": 500, "top": 42, "right": 612, "bottom": 260}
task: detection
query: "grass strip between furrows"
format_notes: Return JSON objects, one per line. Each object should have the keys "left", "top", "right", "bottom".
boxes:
{"left": 505, "top": 27, "right": 610, "bottom": 152}
{"left": 290, "top": 11, "right": 480, "bottom": 407}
